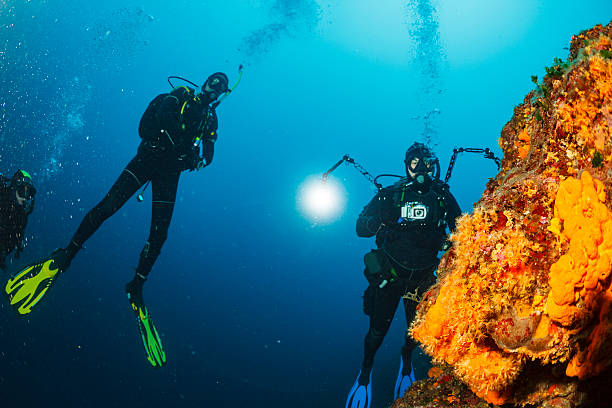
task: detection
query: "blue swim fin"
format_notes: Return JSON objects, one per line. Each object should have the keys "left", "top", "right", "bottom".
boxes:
{"left": 393, "top": 358, "right": 415, "bottom": 400}
{"left": 345, "top": 369, "right": 372, "bottom": 408}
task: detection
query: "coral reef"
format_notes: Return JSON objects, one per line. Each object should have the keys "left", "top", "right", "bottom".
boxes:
{"left": 392, "top": 362, "right": 612, "bottom": 408}
{"left": 391, "top": 364, "right": 491, "bottom": 408}
{"left": 408, "top": 22, "right": 612, "bottom": 407}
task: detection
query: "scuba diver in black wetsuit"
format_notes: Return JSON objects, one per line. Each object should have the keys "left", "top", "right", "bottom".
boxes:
{"left": 5, "top": 72, "right": 234, "bottom": 367}
{"left": 345, "top": 142, "right": 462, "bottom": 408}
{"left": 0, "top": 170, "right": 36, "bottom": 271}
{"left": 59, "top": 74, "right": 228, "bottom": 293}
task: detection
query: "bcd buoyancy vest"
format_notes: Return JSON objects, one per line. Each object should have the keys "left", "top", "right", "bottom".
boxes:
{"left": 138, "top": 86, "right": 217, "bottom": 153}
{"left": 392, "top": 181, "right": 448, "bottom": 232}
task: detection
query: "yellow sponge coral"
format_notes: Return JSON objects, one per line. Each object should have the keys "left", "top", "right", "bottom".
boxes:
{"left": 546, "top": 171, "right": 612, "bottom": 329}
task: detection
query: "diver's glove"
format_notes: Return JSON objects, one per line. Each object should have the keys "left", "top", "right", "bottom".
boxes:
{"left": 378, "top": 267, "right": 399, "bottom": 289}
{"left": 364, "top": 250, "right": 398, "bottom": 288}
{"left": 361, "top": 209, "right": 398, "bottom": 234}
{"left": 361, "top": 215, "right": 382, "bottom": 234}
{"left": 189, "top": 156, "right": 210, "bottom": 172}
{"left": 380, "top": 208, "right": 399, "bottom": 226}
{"left": 196, "top": 158, "right": 208, "bottom": 171}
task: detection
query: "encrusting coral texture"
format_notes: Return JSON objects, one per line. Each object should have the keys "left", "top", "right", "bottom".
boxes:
{"left": 404, "top": 22, "right": 612, "bottom": 407}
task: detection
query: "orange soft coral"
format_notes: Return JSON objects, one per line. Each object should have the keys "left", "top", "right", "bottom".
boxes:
{"left": 410, "top": 22, "right": 612, "bottom": 406}
{"left": 546, "top": 171, "right": 612, "bottom": 329}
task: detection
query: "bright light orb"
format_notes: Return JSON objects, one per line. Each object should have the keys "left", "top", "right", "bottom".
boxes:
{"left": 297, "top": 175, "right": 347, "bottom": 223}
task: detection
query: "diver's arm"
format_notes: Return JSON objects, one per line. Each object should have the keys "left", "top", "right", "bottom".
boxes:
{"left": 11, "top": 220, "right": 26, "bottom": 258}
{"left": 0, "top": 222, "right": 20, "bottom": 266}
{"left": 444, "top": 190, "right": 462, "bottom": 232}
{"left": 356, "top": 214, "right": 382, "bottom": 237}
{"left": 0, "top": 247, "right": 7, "bottom": 270}
{"left": 14, "top": 227, "right": 25, "bottom": 259}
{"left": 200, "top": 111, "right": 218, "bottom": 166}
{"left": 356, "top": 191, "right": 392, "bottom": 237}
{"left": 202, "top": 139, "right": 215, "bottom": 166}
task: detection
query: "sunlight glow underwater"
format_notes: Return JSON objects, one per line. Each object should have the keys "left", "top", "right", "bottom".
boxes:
{"left": 297, "top": 175, "right": 347, "bottom": 223}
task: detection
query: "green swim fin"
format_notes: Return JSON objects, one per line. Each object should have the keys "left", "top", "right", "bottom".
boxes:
{"left": 128, "top": 294, "right": 167, "bottom": 368}
{"left": 5, "top": 257, "right": 61, "bottom": 315}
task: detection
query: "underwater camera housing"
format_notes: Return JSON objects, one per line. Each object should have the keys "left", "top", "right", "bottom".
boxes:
{"left": 400, "top": 202, "right": 428, "bottom": 221}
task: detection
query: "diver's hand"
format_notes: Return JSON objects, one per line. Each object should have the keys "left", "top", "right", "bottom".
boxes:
{"left": 380, "top": 208, "right": 399, "bottom": 226}
{"left": 378, "top": 268, "right": 399, "bottom": 289}
{"left": 191, "top": 157, "right": 208, "bottom": 172}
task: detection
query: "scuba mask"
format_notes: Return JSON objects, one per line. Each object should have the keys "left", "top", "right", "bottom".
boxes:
{"left": 404, "top": 142, "right": 440, "bottom": 184}
{"left": 11, "top": 170, "right": 36, "bottom": 214}
{"left": 202, "top": 73, "right": 229, "bottom": 101}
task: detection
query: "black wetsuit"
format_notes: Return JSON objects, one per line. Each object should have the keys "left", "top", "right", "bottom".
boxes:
{"left": 0, "top": 179, "right": 28, "bottom": 270}
{"left": 355, "top": 177, "right": 461, "bottom": 381}
{"left": 65, "top": 86, "right": 219, "bottom": 278}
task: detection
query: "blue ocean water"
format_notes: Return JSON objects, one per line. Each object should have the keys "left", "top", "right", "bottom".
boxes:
{"left": 0, "top": 1, "right": 610, "bottom": 407}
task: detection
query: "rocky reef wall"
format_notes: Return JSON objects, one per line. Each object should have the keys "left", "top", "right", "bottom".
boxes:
{"left": 405, "top": 22, "right": 612, "bottom": 407}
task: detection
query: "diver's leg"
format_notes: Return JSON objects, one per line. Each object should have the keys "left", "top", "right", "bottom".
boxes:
{"left": 57, "top": 154, "right": 151, "bottom": 270}
{"left": 400, "top": 291, "right": 419, "bottom": 376}
{"left": 134, "top": 170, "right": 180, "bottom": 281}
{"left": 400, "top": 272, "right": 436, "bottom": 376}
{"left": 392, "top": 277, "right": 429, "bottom": 399}
{"left": 126, "top": 170, "right": 179, "bottom": 304}
{"left": 360, "top": 281, "right": 402, "bottom": 384}
{"left": 124, "top": 168, "right": 177, "bottom": 369}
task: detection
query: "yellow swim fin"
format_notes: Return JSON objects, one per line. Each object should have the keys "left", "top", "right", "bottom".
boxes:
{"left": 5, "top": 258, "right": 61, "bottom": 315}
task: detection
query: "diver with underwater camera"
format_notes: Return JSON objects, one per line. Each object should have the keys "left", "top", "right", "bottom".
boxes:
{"left": 345, "top": 142, "right": 462, "bottom": 408}
{"left": 5, "top": 68, "right": 242, "bottom": 368}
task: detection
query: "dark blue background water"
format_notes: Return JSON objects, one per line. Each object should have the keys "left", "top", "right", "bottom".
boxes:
{"left": 1, "top": 1, "right": 610, "bottom": 407}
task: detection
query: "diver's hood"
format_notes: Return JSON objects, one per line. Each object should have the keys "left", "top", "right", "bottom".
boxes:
{"left": 404, "top": 142, "right": 440, "bottom": 182}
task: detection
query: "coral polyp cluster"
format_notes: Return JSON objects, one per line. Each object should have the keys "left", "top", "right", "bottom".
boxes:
{"left": 410, "top": 22, "right": 612, "bottom": 406}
